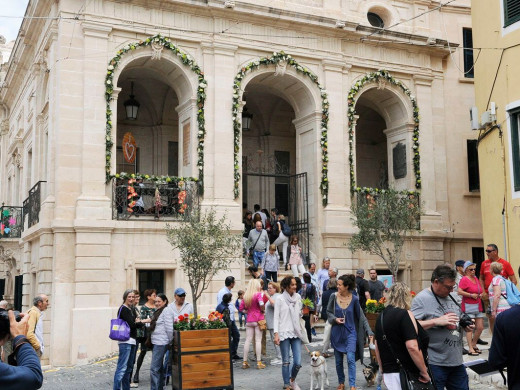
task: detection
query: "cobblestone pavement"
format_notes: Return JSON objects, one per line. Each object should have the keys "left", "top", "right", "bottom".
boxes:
{"left": 41, "top": 328, "right": 504, "bottom": 390}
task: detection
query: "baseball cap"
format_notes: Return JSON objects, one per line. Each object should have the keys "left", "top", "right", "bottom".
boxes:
{"left": 174, "top": 287, "right": 186, "bottom": 296}
{"left": 455, "top": 260, "right": 465, "bottom": 268}
{"left": 356, "top": 269, "right": 364, "bottom": 275}
{"left": 463, "top": 261, "right": 476, "bottom": 273}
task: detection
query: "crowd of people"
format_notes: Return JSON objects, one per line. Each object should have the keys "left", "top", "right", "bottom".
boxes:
{"left": 1, "top": 240, "right": 519, "bottom": 390}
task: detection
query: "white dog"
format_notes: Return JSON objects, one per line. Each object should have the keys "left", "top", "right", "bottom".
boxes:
{"left": 309, "top": 351, "right": 329, "bottom": 390}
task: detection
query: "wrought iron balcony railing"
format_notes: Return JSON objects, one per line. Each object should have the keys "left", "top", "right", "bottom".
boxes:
{"left": 112, "top": 179, "right": 200, "bottom": 221}
{"left": 23, "top": 181, "right": 46, "bottom": 229}
{"left": 0, "top": 205, "right": 23, "bottom": 239}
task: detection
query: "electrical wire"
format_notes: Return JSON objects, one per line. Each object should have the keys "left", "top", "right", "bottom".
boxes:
{"left": 361, "top": 0, "right": 458, "bottom": 40}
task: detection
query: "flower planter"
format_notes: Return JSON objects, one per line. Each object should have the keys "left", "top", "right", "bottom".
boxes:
{"left": 365, "top": 312, "right": 379, "bottom": 332}
{"left": 302, "top": 306, "right": 310, "bottom": 315}
{"left": 171, "top": 328, "right": 233, "bottom": 390}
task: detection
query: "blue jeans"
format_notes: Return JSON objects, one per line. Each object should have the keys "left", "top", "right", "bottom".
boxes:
{"left": 113, "top": 343, "right": 137, "bottom": 390}
{"left": 150, "top": 344, "right": 169, "bottom": 390}
{"left": 252, "top": 251, "right": 265, "bottom": 268}
{"left": 429, "top": 364, "right": 469, "bottom": 390}
{"left": 280, "top": 337, "right": 302, "bottom": 386}
{"left": 334, "top": 349, "right": 356, "bottom": 387}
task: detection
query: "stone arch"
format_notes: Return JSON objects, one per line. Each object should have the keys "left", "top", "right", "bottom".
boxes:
{"left": 348, "top": 70, "right": 420, "bottom": 193}
{"left": 104, "top": 35, "right": 207, "bottom": 187}
{"left": 232, "top": 53, "right": 330, "bottom": 205}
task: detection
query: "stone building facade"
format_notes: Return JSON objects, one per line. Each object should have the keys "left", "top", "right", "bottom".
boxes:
{"left": 0, "top": 0, "right": 482, "bottom": 366}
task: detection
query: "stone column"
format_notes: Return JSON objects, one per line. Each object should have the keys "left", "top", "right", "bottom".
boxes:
{"left": 413, "top": 75, "right": 443, "bottom": 231}
{"left": 176, "top": 98, "right": 198, "bottom": 178}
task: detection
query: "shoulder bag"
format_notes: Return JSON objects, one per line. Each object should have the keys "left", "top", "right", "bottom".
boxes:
{"left": 380, "top": 310, "right": 435, "bottom": 390}
{"left": 109, "top": 306, "right": 131, "bottom": 341}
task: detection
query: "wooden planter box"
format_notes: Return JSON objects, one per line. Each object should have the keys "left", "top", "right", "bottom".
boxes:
{"left": 171, "top": 328, "right": 233, "bottom": 390}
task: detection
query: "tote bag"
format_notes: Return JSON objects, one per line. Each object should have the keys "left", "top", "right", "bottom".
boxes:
{"left": 109, "top": 306, "right": 130, "bottom": 341}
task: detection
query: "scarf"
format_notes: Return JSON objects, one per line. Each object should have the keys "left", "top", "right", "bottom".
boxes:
{"left": 282, "top": 291, "right": 302, "bottom": 339}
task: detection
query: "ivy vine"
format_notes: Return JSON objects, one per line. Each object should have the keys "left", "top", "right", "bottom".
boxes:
{"left": 232, "top": 52, "right": 330, "bottom": 206}
{"left": 348, "top": 70, "right": 420, "bottom": 195}
{"left": 104, "top": 34, "right": 206, "bottom": 190}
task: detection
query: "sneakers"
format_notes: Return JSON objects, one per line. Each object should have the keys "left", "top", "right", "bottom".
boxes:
{"left": 129, "top": 383, "right": 138, "bottom": 388}
{"left": 270, "top": 358, "right": 282, "bottom": 365}
{"left": 290, "top": 379, "right": 301, "bottom": 390}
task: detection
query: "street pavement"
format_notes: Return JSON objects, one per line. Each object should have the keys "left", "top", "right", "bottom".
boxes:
{"left": 41, "top": 327, "right": 505, "bottom": 390}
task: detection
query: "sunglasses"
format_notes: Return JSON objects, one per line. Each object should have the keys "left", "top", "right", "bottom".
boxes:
{"left": 485, "top": 249, "right": 495, "bottom": 253}
{"left": 467, "top": 268, "right": 476, "bottom": 272}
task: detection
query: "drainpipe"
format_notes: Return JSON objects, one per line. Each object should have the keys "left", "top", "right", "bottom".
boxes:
{"left": 502, "top": 198, "right": 508, "bottom": 260}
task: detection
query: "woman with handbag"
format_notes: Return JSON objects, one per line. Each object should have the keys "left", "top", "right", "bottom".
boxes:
{"left": 457, "top": 261, "right": 485, "bottom": 356}
{"left": 131, "top": 289, "right": 156, "bottom": 385}
{"left": 113, "top": 289, "right": 143, "bottom": 390}
{"left": 374, "top": 283, "right": 432, "bottom": 390}
{"left": 274, "top": 276, "right": 304, "bottom": 390}
{"left": 327, "top": 274, "right": 373, "bottom": 390}
{"left": 239, "top": 279, "right": 266, "bottom": 370}
{"left": 299, "top": 273, "right": 318, "bottom": 343}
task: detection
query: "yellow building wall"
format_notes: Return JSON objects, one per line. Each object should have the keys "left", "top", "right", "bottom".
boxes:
{"left": 473, "top": 0, "right": 520, "bottom": 275}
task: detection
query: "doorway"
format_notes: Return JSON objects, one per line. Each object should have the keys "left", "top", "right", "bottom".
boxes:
{"left": 138, "top": 270, "right": 164, "bottom": 305}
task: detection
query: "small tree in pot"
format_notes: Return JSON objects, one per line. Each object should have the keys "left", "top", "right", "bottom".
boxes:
{"left": 348, "top": 189, "right": 422, "bottom": 280}
{"left": 166, "top": 208, "right": 241, "bottom": 317}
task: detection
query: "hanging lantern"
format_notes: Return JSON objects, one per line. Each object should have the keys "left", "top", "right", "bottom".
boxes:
{"left": 242, "top": 106, "right": 253, "bottom": 132}
{"left": 124, "top": 81, "right": 140, "bottom": 120}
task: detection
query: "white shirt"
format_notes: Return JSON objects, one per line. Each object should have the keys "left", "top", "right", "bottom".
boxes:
{"left": 217, "top": 286, "right": 236, "bottom": 316}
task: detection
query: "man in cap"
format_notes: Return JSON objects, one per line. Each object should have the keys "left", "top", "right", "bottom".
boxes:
{"left": 355, "top": 269, "right": 371, "bottom": 311}
{"left": 454, "top": 260, "right": 466, "bottom": 304}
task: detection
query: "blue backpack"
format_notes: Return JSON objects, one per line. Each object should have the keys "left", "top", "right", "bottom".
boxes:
{"left": 500, "top": 276, "right": 520, "bottom": 306}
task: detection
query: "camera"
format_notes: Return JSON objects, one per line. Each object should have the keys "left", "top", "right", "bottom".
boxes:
{"left": 459, "top": 313, "right": 474, "bottom": 328}
{"left": 0, "top": 308, "right": 22, "bottom": 325}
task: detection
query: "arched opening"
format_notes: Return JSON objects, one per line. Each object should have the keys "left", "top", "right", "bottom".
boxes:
{"left": 116, "top": 55, "right": 193, "bottom": 177}
{"left": 111, "top": 52, "right": 200, "bottom": 220}
{"left": 240, "top": 67, "right": 321, "bottom": 258}
{"left": 354, "top": 85, "right": 414, "bottom": 191}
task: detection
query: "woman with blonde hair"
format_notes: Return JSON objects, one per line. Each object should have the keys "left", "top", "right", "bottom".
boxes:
{"left": 489, "top": 262, "right": 512, "bottom": 318}
{"left": 374, "top": 282, "right": 431, "bottom": 390}
{"left": 239, "top": 278, "right": 266, "bottom": 369}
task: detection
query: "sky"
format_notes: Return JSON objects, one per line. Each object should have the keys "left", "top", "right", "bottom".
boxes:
{"left": 0, "top": 0, "right": 30, "bottom": 42}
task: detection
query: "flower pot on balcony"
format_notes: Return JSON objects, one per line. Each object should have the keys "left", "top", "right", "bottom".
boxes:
{"left": 171, "top": 328, "right": 233, "bottom": 390}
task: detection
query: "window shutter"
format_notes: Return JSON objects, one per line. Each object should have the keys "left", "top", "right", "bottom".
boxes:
{"left": 504, "top": 0, "right": 520, "bottom": 27}
{"left": 511, "top": 111, "right": 520, "bottom": 192}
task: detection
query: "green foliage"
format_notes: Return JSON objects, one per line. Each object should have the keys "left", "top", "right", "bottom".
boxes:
{"left": 348, "top": 189, "right": 422, "bottom": 278}
{"left": 166, "top": 208, "right": 241, "bottom": 316}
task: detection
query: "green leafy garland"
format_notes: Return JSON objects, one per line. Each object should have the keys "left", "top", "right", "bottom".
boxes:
{"left": 232, "top": 51, "right": 330, "bottom": 206}
{"left": 104, "top": 34, "right": 206, "bottom": 190}
{"left": 348, "top": 70, "right": 420, "bottom": 196}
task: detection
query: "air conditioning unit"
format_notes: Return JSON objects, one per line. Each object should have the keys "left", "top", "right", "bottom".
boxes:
{"left": 470, "top": 106, "right": 479, "bottom": 130}
{"left": 481, "top": 111, "right": 493, "bottom": 127}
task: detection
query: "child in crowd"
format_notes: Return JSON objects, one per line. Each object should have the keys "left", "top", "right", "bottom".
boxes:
{"left": 288, "top": 235, "right": 305, "bottom": 277}
{"left": 236, "top": 290, "right": 246, "bottom": 329}
{"left": 261, "top": 244, "right": 280, "bottom": 283}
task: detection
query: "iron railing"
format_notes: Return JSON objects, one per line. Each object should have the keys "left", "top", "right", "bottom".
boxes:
{"left": 112, "top": 179, "right": 200, "bottom": 221}
{"left": 0, "top": 205, "right": 23, "bottom": 239}
{"left": 23, "top": 181, "right": 46, "bottom": 229}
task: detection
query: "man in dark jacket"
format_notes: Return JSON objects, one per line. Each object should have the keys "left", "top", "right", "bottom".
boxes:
{"left": 0, "top": 309, "right": 43, "bottom": 390}
{"left": 489, "top": 303, "right": 520, "bottom": 389}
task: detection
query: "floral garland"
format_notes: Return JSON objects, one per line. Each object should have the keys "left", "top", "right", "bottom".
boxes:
{"left": 104, "top": 34, "right": 207, "bottom": 193}
{"left": 347, "top": 70, "right": 420, "bottom": 195}
{"left": 232, "top": 51, "right": 330, "bottom": 206}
